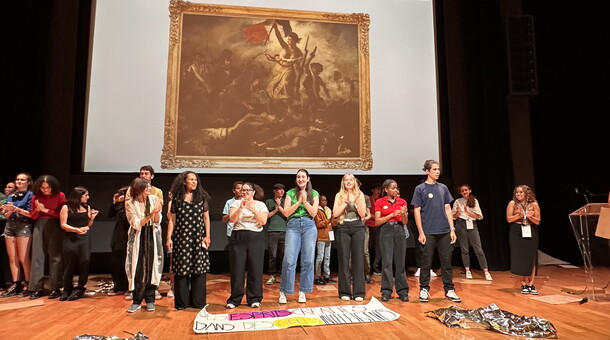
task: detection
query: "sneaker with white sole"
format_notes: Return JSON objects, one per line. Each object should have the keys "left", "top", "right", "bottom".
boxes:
{"left": 167, "top": 290, "right": 174, "bottom": 298}
{"left": 226, "top": 303, "right": 236, "bottom": 309}
{"left": 354, "top": 296, "right": 364, "bottom": 302}
{"left": 125, "top": 292, "right": 133, "bottom": 301}
{"left": 529, "top": 285, "right": 539, "bottom": 295}
{"left": 266, "top": 275, "right": 276, "bottom": 285}
{"left": 155, "top": 290, "right": 162, "bottom": 300}
{"left": 520, "top": 285, "right": 530, "bottom": 294}
{"left": 445, "top": 289, "right": 461, "bottom": 302}
{"left": 465, "top": 270, "right": 473, "bottom": 279}
{"left": 414, "top": 268, "right": 421, "bottom": 277}
{"left": 278, "top": 291, "right": 287, "bottom": 304}
{"left": 250, "top": 302, "right": 260, "bottom": 308}
{"left": 127, "top": 303, "right": 141, "bottom": 313}
{"left": 298, "top": 291, "right": 306, "bottom": 303}
{"left": 419, "top": 288, "right": 430, "bottom": 302}
{"left": 340, "top": 295, "right": 350, "bottom": 301}
{"left": 146, "top": 302, "right": 156, "bottom": 312}
{"left": 484, "top": 272, "right": 493, "bottom": 281}
{"left": 430, "top": 270, "right": 437, "bottom": 277}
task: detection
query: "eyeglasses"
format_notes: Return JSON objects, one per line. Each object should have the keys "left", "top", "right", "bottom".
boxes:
{"left": 241, "top": 189, "right": 254, "bottom": 192}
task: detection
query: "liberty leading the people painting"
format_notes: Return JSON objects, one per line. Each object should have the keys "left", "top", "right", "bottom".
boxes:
{"left": 162, "top": 0, "right": 371, "bottom": 170}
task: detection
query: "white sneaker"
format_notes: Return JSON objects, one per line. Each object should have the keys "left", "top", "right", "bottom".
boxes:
{"left": 354, "top": 296, "right": 364, "bottom": 302}
{"left": 266, "top": 275, "right": 276, "bottom": 285}
{"left": 167, "top": 290, "right": 174, "bottom": 298}
{"left": 125, "top": 292, "right": 133, "bottom": 301}
{"left": 430, "top": 270, "right": 437, "bottom": 277}
{"left": 484, "top": 272, "right": 493, "bottom": 281}
{"left": 250, "top": 302, "right": 260, "bottom": 308}
{"left": 340, "top": 295, "right": 350, "bottom": 301}
{"left": 226, "top": 303, "right": 236, "bottom": 309}
{"left": 155, "top": 290, "right": 162, "bottom": 300}
{"left": 419, "top": 288, "right": 430, "bottom": 302}
{"left": 445, "top": 289, "right": 461, "bottom": 302}
{"left": 465, "top": 270, "right": 473, "bottom": 279}
{"left": 278, "top": 291, "right": 287, "bottom": 304}
{"left": 298, "top": 291, "right": 306, "bottom": 303}
{"left": 414, "top": 268, "right": 421, "bottom": 277}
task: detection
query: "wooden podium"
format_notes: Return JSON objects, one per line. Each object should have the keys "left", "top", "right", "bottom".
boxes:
{"left": 569, "top": 203, "right": 610, "bottom": 300}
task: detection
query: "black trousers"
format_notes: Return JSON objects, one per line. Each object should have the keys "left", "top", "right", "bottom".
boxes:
{"left": 419, "top": 232, "right": 454, "bottom": 292}
{"left": 336, "top": 221, "right": 365, "bottom": 298}
{"left": 227, "top": 230, "right": 265, "bottom": 306}
{"left": 110, "top": 249, "right": 128, "bottom": 292}
{"left": 174, "top": 273, "right": 206, "bottom": 309}
{"left": 30, "top": 219, "right": 64, "bottom": 291}
{"left": 133, "top": 283, "right": 157, "bottom": 305}
{"left": 267, "top": 231, "right": 285, "bottom": 275}
{"left": 368, "top": 226, "right": 381, "bottom": 273}
{"left": 379, "top": 222, "right": 408, "bottom": 296}
{"left": 62, "top": 234, "right": 91, "bottom": 293}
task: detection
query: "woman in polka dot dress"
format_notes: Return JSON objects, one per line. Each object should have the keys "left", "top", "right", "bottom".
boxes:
{"left": 167, "top": 171, "right": 211, "bottom": 310}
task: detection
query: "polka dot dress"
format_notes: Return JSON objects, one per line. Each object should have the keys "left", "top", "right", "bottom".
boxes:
{"left": 171, "top": 200, "right": 210, "bottom": 275}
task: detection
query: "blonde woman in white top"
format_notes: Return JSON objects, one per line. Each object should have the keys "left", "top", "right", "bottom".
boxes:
{"left": 226, "top": 182, "right": 269, "bottom": 308}
{"left": 452, "top": 184, "right": 491, "bottom": 280}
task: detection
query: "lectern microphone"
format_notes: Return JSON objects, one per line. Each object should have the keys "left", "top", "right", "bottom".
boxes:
{"left": 575, "top": 188, "right": 590, "bottom": 204}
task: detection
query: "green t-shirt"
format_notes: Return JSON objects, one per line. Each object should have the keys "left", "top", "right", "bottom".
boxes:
{"left": 265, "top": 198, "right": 287, "bottom": 231}
{"left": 285, "top": 188, "right": 319, "bottom": 219}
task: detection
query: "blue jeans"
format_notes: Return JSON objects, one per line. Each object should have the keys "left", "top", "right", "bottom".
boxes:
{"left": 315, "top": 241, "right": 331, "bottom": 279}
{"left": 281, "top": 217, "right": 317, "bottom": 294}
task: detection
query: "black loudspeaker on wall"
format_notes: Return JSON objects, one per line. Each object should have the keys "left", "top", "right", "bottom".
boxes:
{"left": 506, "top": 15, "right": 538, "bottom": 96}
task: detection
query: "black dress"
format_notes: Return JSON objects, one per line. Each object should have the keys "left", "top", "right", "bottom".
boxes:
{"left": 509, "top": 223, "right": 539, "bottom": 276}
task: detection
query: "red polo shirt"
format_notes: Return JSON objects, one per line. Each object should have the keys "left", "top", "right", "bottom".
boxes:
{"left": 374, "top": 196, "right": 407, "bottom": 222}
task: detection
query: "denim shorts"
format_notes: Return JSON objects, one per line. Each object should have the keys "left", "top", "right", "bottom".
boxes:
{"left": 3, "top": 220, "right": 33, "bottom": 237}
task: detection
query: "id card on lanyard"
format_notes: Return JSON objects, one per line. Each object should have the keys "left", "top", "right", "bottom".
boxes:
{"left": 466, "top": 219, "right": 474, "bottom": 230}
{"left": 520, "top": 204, "right": 532, "bottom": 238}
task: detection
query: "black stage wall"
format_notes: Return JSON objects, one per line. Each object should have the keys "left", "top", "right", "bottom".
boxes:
{"left": 2, "top": 0, "right": 609, "bottom": 274}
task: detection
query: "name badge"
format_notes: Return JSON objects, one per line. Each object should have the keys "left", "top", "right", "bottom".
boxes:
{"left": 328, "top": 230, "right": 335, "bottom": 241}
{"left": 521, "top": 225, "right": 532, "bottom": 238}
{"left": 466, "top": 220, "right": 474, "bottom": 230}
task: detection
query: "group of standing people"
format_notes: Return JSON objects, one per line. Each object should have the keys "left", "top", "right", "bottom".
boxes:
{"left": 1, "top": 161, "right": 544, "bottom": 310}
{"left": 0, "top": 173, "right": 98, "bottom": 301}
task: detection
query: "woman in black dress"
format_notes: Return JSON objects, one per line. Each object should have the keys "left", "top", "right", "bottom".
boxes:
{"left": 506, "top": 185, "right": 541, "bottom": 295}
{"left": 59, "top": 186, "right": 99, "bottom": 300}
{"left": 166, "top": 171, "right": 211, "bottom": 310}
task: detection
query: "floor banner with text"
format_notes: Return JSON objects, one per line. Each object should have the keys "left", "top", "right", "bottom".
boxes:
{"left": 194, "top": 297, "right": 400, "bottom": 334}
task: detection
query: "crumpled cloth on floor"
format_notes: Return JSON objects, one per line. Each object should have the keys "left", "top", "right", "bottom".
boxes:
{"left": 425, "top": 304, "right": 557, "bottom": 338}
{"left": 72, "top": 332, "right": 148, "bottom": 340}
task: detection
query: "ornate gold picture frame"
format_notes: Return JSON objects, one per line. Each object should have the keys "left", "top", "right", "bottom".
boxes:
{"left": 162, "top": 0, "right": 371, "bottom": 170}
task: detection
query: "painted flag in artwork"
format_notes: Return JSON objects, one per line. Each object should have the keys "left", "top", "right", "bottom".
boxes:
{"left": 242, "top": 19, "right": 294, "bottom": 44}
{"left": 243, "top": 19, "right": 271, "bottom": 44}
{"left": 193, "top": 297, "right": 400, "bottom": 334}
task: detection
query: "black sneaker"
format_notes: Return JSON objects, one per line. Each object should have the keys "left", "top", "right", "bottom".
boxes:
{"left": 29, "top": 289, "right": 45, "bottom": 300}
{"left": 381, "top": 294, "right": 391, "bottom": 302}
{"left": 314, "top": 279, "right": 326, "bottom": 285}
{"left": 529, "top": 285, "right": 539, "bottom": 295}
{"left": 1, "top": 283, "right": 19, "bottom": 298}
{"left": 325, "top": 277, "right": 337, "bottom": 283}
{"left": 520, "top": 285, "right": 530, "bottom": 294}
{"left": 399, "top": 294, "right": 409, "bottom": 302}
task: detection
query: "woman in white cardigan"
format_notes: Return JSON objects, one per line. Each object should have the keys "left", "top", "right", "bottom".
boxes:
{"left": 124, "top": 178, "right": 163, "bottom": 313}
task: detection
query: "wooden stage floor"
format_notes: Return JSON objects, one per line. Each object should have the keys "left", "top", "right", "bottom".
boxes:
{"left": 1, "top": 265, "right": 609, "bottom": 340}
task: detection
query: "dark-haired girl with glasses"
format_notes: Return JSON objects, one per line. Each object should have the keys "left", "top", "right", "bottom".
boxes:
{"left": 226, "top": 182, "right": 268, "bottom": 308}
{"left": 59, "top": 187, "right": 98, "bottom": 301}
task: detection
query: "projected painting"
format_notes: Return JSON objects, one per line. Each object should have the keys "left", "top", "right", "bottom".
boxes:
{"left": 161, "top": 0, "right": 371, "bottom": 169}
